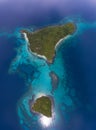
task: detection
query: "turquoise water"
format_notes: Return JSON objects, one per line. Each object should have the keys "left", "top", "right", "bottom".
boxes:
{"left": 9, "top": 17, "right": 96, "bottom": 130}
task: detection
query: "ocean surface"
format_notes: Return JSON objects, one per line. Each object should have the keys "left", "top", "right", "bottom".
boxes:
{"left": 0, "top": 1, "right": 96, "bottom": 130}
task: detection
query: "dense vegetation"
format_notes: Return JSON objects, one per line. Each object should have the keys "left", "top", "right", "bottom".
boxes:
{"left": 32, "top": 96, "right": 52, "bottom": 117}
{"left": 23, "top": 23, "right": 75, "bottom": 62}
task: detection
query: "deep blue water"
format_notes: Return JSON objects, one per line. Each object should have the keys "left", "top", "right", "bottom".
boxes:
{"left": 0, "top": 1, "right": 96, "bottom": 130}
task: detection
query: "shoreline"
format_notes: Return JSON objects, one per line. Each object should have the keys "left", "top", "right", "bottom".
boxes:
{"left": 22, "top": 32, "right": 48, "bottom": 61}
{"left": 55, "top": 35, "right": 71, "bottom": 49}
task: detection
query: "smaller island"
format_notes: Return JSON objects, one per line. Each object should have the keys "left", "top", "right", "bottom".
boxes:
{"left": 49, "top": 71, "right": 59, "bottom": 92}
{"left": 32, "top": 96, "right": 52, "bottom": 117}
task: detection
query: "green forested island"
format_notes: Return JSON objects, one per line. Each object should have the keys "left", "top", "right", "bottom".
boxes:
{"left": 22, "top": 23, "right": 75, "bottom": 62}
{"left": 32, "top": 96, "right": 52, "bottom": 117}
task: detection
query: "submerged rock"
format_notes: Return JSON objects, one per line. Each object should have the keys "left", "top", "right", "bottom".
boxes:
{"left": 49, "top": 71, "right": 59, "bottom": 92}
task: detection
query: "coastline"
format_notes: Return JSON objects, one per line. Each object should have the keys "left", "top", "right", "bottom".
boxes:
{"left": 23, "top": 32, "right": 29, "bottom": 43}
{"left": 22, "top": 32, "right": 47, "bottom": 61}
{"left": 55, "top": 35, "right": 71, "bottom": 49}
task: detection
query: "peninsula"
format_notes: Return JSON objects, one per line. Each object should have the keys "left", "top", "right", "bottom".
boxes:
{"left": 22, "top": 22, "right": 76, "bottom": 62}
{"left": 32, "top": 96, "right": 52, "bottom": 117}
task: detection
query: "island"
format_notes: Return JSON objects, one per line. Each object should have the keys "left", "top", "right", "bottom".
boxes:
{"left": 49, "top": 71, "right": 59, "bottom": 92}
{"left": 22, "top": 22, "right": 76, "bottom": 62}
{"left": 31, "top": 96, "right": 52, "bottom": 117}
